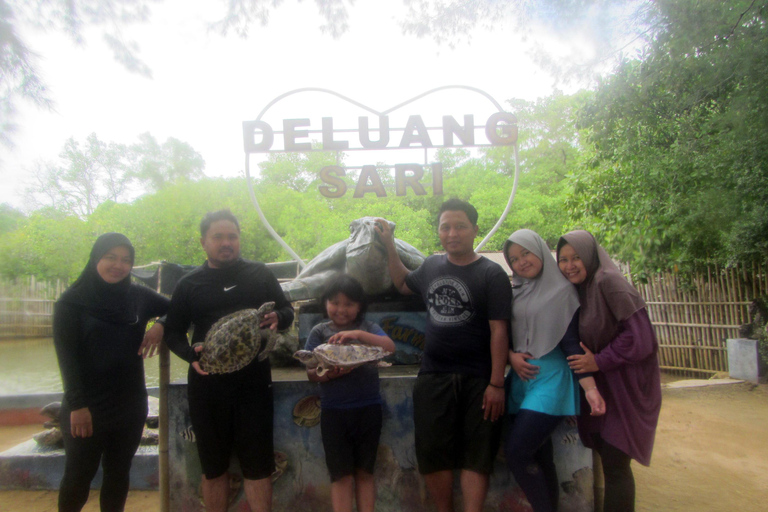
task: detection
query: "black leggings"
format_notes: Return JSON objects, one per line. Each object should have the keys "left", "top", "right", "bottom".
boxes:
{"left": 593, "top": 434, "right": 635, "bottom": 512}
{"left": 58, "top": 417, "right": 145, "bottom": 512}
{"left": 504, "top": 410, "right": 563, "bottom": 512}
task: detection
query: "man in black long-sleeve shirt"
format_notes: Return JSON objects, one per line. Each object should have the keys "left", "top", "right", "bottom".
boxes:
{"left": 164, "top": 209, "right": 294, "bottom": 512}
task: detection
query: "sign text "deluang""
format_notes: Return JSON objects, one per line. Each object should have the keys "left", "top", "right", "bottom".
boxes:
{"left": 242, "top": 113, "right": 517, "bottom": 198}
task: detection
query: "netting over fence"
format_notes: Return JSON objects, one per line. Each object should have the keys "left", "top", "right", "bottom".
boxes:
{"left": 631, "top": 263, "right": 768, "bottom": 375}
{"left": 0, "top": 277, "right": 66, "bottom": 338}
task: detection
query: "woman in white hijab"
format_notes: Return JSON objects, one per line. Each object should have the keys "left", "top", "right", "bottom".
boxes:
{"left": 502, "top": 229, "right": 605, "bottom": 512}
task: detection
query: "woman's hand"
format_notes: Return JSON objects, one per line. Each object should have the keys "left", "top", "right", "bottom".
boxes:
{"left": 328, "top": 330, "right": 360, "bottom": 345}
{"left": 568, "top": 343, "right": 599, "bottom": 374}
{"left": 139, "top": 322, "right": 164, "bottom": 359}
{"left": 70, "top": 407, "right": 93, "bottom": 438}
{"left": 510, "top": 352, "right": 539, "bottom": 381}
{"left": 585, "top": 388, "right": 606, "bottom": 416}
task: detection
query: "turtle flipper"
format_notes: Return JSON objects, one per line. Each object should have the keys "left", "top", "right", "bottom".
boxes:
{"left": 258, "top": 330, "right": 278, "bottom": 361}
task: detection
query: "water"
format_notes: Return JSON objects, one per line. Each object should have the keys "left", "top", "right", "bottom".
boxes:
{"left": 0, "top": 338, "right": 190, "bottom": 396}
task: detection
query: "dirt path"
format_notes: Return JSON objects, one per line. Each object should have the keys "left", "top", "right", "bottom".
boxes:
{"left": 635, "top": 381, "right": 768, "bottom": 512}
{"left": 2, "top": 380, "right": 767, "bottom": 511}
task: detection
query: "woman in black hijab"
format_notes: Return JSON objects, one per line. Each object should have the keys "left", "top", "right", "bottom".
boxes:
{"left": 54, "top": 233, "right": 169, "bottom": 512}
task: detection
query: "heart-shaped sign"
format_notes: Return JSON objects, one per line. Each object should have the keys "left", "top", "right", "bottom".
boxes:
{"left": 243, "top": 86, "right": 521, "bottom": 266}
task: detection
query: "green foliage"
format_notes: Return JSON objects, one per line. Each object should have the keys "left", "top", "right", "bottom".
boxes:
{"left": 0, "top": 208, "right": 91, "bottom": 280}
{"left": 0, "top": 87, "right": 595, "bottom": 280}
{"left": 128, "top": 133, "right": 205, "bottom": 190}
{"left": 0, "top": 203, "right": 25, "bottom": 235}
{"left": 572, "top": 0, "right": 768, "bottom": 272}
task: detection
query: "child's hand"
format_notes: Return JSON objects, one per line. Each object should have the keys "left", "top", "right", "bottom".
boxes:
{"left": 328, "top": 330, "right": 360, "bottom": 345}
{"left": 325, "top": 366, "right": 351, "bottom": 379}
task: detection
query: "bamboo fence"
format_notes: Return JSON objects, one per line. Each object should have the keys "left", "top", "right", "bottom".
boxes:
{"left": 631, "top": 262, "right": 768, "bottom": 375}
{"left": 0, "top": 277, "right": 67, "bottom": 338}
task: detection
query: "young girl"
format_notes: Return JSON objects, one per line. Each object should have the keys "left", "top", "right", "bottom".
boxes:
{"left": 304, "top": 274, "right": 396, "bottom": 512}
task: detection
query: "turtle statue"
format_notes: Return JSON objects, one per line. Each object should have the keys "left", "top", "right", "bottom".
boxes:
{"left": 280, "top": 217, "right": 425, "bottom": 301}
{"left": 293, "top": 343, "right": 393, "bottom": 376}
{"left": 193, "top": 302, "right": 279, "bottom": 374}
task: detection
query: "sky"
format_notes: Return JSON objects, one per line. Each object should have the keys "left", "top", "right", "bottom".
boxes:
{"left": 0, "top": 0, "right": 586, "bottom": 209}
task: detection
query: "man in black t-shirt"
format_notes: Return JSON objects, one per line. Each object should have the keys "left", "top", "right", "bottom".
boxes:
{"left": 164, "top": 209, "right": 294, "bottom": 512}
{"left": 375, "top": 199, "right": 511, "bottom": 512}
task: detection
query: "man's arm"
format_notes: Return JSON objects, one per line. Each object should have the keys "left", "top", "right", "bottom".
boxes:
{"left": 483, "top": 319, "right": 508, "bottom": 422}
{"left": 373, "top": 218, "right": 413, "bottom": 295}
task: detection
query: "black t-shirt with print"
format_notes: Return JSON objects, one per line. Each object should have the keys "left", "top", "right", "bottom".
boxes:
{"left": 405, "top": 254, "right": 511, "bottom": 378}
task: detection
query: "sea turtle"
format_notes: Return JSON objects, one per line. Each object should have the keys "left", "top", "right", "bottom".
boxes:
{"left": 280, "top": 217, "right": 425, "bottom": 301}
{"left": 193, "top": 302, "right": 279, "bottom": 374}
{"left": 293, "top": 343, "right": 393, "bottom": 376}
{"left": 40, "top": 402, "right": 61, "bottom": 427}
{"left": 33, "top": 427, "right": 63, "bottom": 447}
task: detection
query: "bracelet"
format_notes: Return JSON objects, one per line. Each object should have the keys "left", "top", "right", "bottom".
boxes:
{"left": 584, "top": 387, "right": 597, "bottom": 392}
{"left": 489, "top": 382, "right": 504, "bottom": 389}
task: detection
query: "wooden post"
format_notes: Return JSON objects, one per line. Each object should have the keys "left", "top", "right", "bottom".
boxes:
{"left": 157, "top": 264, "right": 171, "bottom": 512}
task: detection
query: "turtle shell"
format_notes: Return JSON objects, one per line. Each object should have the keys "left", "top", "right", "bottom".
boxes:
{"left": 197, "top": 302, "right": 277, "bottom": 374}
{"left": 306, "top": 343, "right": 392, "bottom": 376}
{"left": 292, "top": 395, "right": 321, "bottom": 428}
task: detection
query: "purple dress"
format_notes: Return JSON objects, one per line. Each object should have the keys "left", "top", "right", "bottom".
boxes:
{"left": 579, "top": 308, "right": 661, "bottom": 466}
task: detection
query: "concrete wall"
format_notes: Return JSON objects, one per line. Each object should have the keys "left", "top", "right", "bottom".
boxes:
{"left": 168, "top": 375, "right": 594, "bottom": 512}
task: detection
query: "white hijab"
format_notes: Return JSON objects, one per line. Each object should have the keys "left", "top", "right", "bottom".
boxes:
{"left": 503, "top": 229, "right": 580, "bottom": 358}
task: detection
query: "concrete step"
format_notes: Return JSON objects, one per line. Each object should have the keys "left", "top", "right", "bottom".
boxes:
{"left": 0, "top": 440, "right": 157, "bottom": 490}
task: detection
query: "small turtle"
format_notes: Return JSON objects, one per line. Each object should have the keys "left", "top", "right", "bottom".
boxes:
{"left": 33, "top": 427, "right": 63, "bottom": 448}
{"left": 141, "top": 426, "right": 159, "bottom": 446}
{"left": 294, "top": 343, "right": 393, "bottom": 376}
{"left": 40, "top": 402, "right": 61, "bottom": 422}
{"left": 194, "top": 302, "right": 279, "bottom": 374}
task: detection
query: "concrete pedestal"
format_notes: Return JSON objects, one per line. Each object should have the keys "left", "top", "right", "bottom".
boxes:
{"left": 168, "top": 369, "right": 594, "bottom": 512}
{"left": 0, "top": 440, "right": 158, "bottom": 490}
{"left": 727, "top": 338, "right": 761, "bottom": 383}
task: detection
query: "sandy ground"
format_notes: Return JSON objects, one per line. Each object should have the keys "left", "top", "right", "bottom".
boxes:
{"left": 2, "top": 379, "right": 767, "bottom": 511}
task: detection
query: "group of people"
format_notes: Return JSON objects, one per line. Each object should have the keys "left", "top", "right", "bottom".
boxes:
{"left": 53, "top": 199, "right": 661, "bottom": 512}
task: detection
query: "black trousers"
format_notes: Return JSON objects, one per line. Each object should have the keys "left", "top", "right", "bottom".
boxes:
{"left": 58, "top": 415, "right": 145, "bottom": 512}
{"left": 593, "top": 434, "right": 635, "bottom": 512}
{"left": 504, "top": 410, "right": 563, "bottom": 512}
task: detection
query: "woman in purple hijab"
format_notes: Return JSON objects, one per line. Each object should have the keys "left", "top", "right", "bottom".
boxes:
{"left": 556, "top": 230, "right": 661, "bottom": 512}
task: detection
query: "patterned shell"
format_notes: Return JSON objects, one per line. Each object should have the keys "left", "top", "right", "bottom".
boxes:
{"left": 196, "top": 302, "right": 277, "bottom": 374}
{"left": 293, "top": 343, "right": 392, "bottom": 376}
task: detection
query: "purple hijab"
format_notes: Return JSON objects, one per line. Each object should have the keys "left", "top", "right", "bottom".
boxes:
{"left": 557, "top": 230, "right": 661, "bottom": 466}
{"left": 556, "top": 230, "right": 646, "bottom": 353}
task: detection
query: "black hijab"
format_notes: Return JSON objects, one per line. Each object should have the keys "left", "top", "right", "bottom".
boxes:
{"left": 58, "top": 233, "right": 139, "bottom": 325}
